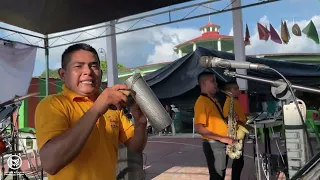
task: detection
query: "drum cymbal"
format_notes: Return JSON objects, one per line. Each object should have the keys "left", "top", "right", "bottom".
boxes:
{"left": 0, "top": 92, "right": 39, "bottom": 107}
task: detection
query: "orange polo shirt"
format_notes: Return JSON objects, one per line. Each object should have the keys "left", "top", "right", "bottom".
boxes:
{"left": 194, "top": 95, "right": 228, "bottom": 139}
{"left": 35, "top": 85, "right": 134, "bottom": 180}
{"left": 223, "top": 97, "right": 248, "bottom": 124}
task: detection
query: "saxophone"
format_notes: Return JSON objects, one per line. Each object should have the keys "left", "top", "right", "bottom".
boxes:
{"left": 221, "top": 90, "right": 249, "bottom": 159}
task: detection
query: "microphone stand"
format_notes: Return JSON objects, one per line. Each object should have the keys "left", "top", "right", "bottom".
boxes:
{"left": 223, "top": 70, "right": 320, "bottom": 95}
{"left": 223, "top": 69, "right": 320, "bottom": 179}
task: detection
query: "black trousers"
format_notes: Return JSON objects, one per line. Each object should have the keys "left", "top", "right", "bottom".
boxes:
{"left": 202, "top": 139, "right": 244, "bottom": 180}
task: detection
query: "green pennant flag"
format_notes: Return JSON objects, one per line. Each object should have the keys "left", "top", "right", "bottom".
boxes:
{"left": 302, "top": 20, "right": 319, "bottom": 44}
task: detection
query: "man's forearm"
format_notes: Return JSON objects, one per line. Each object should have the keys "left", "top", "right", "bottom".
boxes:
{"left": 40, "top": 107, "right": 101, "bottom": 175}
{"left": 195, "top": 124, "right": 225, "bottom": 141}
{"left": 126, "top": 125, "right": 148, "bottom": 152}
{"left": 200, "top": 130, "right": 224, "bottom": 141}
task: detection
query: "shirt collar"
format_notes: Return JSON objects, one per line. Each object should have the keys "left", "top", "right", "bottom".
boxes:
{"left": 61, "top": 84, "right": 90, "bottom": 101}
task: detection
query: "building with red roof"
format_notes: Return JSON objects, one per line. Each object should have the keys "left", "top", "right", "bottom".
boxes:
{"left": 174, "top": 22, "right": 235, "bottom": 57}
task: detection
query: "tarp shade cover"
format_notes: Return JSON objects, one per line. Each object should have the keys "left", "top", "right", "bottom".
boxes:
{"left": 0, "top": 0, "right": 192, "bottom": 34}
{"left": 144, "top": 46, "right": 320, "bottom": 99}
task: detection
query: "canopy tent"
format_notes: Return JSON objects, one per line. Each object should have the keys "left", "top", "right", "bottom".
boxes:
{"left": 0, "top": 0, "right": 192, "bottom": 34}
{"left": 144, "top": 46, "right": 320, "bottom": 99}
{"left": 0, "top": 0, "right": 279, "bottom": 95}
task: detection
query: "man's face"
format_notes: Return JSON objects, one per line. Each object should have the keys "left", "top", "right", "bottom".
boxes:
{"left": 58, "top": 50, "right": 102, "bottom": 97}
{"left": 226, "top": 84, "right": 240, "bottom": 98}
{"left": 203, "top": 75, "right": 217, "bottom": 94}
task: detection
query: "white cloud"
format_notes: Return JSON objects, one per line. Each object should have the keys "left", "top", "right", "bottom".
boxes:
{"left": 146, "top": 27, "right": 200, "bottom": 64}
{"left": 147, "top": 42, "right": 179, "bottom": 64}
{"left": 244, "top": 15, "right": 320, "bottom": 55}
{"left": 258, "top": 15, "right": 270, "bottom": 28}
{"left": 229, "top": 27, "right": 234, "bottom": 36}
{"left": 46, "top": 24, "right": 200, "bottom": 69}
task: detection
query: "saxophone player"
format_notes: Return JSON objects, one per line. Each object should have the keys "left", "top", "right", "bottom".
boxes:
{"left": 216, "top": 79, "right": 248, "bottom": 180}
{"left": 194, "top": 72, "right": 237, "bottom": 180}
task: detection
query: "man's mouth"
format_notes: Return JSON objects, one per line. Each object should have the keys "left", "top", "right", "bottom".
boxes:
{"left": 80, "top": 80, "right": 94, "bottom": 85}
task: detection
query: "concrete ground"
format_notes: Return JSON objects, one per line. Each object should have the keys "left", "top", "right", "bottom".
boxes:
{"left": 144, "top": 134, "right": 319, "bottom": 180}
{"left": 0, "top": 133, "right": 318, "bottom": 180}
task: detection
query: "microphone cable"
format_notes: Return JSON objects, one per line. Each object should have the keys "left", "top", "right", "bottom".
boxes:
{"left": 269, "top": 67, "right": 314, "bottom": 157}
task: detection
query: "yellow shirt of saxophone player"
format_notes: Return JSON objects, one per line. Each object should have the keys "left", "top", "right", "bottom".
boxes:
{"left": 222, "top": 96, "right": 248, "bottom": 124}
{"left": 194, "top": 95, "right": 228, "bottom": 139}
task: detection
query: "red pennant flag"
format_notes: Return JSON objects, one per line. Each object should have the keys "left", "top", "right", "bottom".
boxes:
{"left": 257, "top": 23, "right": 269, "bottom": 41}
{"left": 270, "top": 24, "right": 282, "bottom": 44}
{"left": 244, "top": 24, "right": 250, "bottom": 45}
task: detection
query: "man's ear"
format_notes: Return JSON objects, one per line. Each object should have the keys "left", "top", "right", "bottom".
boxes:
{"left": 58, "top": 68, "right": 65, "bottom": 80}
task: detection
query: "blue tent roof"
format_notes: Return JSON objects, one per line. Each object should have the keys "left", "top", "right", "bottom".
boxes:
{"left": 144, "top": 46, "right": 320, "bottom": 99}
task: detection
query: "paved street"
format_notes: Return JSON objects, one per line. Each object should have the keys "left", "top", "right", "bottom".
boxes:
{"left": 0, "top": 134, "right": 318, "bottom": 180}
{"left": 143, "top": 134, "right": 318, "bottom": 180}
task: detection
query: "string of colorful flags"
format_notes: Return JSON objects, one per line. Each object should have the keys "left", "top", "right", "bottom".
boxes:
{"left": 244, "top": 20, "right": 319, "bottom": 45}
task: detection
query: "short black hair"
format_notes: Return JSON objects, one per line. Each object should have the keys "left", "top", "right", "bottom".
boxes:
{"left": 61, "top": 43, "right": 100, "bottom": 69}
{"left": 197, "top": 71, "right": 215, "bottom": 84}
{"left": 220, "top": 78, "right": 238, "bottom": 90}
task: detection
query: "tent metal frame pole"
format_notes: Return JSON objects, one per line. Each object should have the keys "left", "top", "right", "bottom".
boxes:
{"left": 48, "top": 0, "right": 279, "bottom": 49}
{"left": 0, "top": 0, "right": 220, "bottom": 47}
{"left": 231, "top": 0, "right": 248, "bottom": 91}
{"left": 47, "top": 0, "right": 222, "bottom": 40}
{"left": 0, "top": 37, "right": 44, "bottom": 49}
{"left": 0, "top": 26, "right": 44, "bottom": 39}
{"left": 0, "top": 0, "right": 279, "bottom": 49}
{"left": 44, "top": 36, "right": 49, "bottom": 96}
{"left": 106, "top": 21, "right": 119, "bottom": 87}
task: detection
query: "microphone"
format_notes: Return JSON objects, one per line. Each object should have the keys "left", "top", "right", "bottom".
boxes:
{"left": 200, "top": 56, "right": 270, "bottom": 70}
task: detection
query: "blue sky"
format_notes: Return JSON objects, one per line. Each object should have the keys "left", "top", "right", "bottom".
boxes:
{"left": 1, "top": 0, "right": 319, "bottom": 76}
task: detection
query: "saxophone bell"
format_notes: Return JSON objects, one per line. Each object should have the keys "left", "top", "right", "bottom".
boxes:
{"left": 237, "top": 124, "right": 249, "bottom": 140}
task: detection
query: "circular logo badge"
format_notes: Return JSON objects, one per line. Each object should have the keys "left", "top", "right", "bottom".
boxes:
{"left": 7, "top": 155, "right": 22, "bottom": 170}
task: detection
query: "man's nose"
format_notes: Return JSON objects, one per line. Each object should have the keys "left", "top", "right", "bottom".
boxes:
{"left": 82, "top": 65, "right": 92, "bottom": 74}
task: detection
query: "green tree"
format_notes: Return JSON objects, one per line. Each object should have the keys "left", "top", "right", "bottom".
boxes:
{"left": 39, "top": 69, "right": 60, "bottom": 79}
{"left": 100, "top": 60, "right": 127, "bottom": 73}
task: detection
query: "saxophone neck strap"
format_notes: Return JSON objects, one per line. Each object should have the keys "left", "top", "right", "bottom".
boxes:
{"left": 200, "top": 93, "right": 227, "bottom": 123}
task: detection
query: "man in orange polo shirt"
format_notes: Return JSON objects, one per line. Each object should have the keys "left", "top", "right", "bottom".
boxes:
{"left": 35, "top": 43, "right": 148, "bottom": 180}
{"left": 215, "top": 79, "right": 249, "bottom": 180}
{"left": 194, "top": 71, "right": 236, "bottom": 180}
